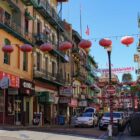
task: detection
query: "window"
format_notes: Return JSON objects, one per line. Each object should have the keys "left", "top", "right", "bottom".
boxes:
{"left": 25, "top": 18, "right": 29, "bottom": 33}
{"left": 23, "top": 52, "right": 28, "bottom": 71}
{"left": 37, "top": 20, "right": 42, "bottom": 34}
{"left": 3, "top": 39, "right": 11, "bottom": 65}
{"left": 52, "top": 34, "right": 55, "bottom": 44}
{"left": 67, "top": 73, "right": 70, "bottom": 82}
{"left": 45, "top": 57, "right": 48, "bottom": 73}
{"left": 37, "top": 52, "right": 41, "bottom": 71}
{"left": 52, "top": 61, "right": 56, "bottom": 76}
{"left": 4, "top": 11, "right": 11, "bottom": 26}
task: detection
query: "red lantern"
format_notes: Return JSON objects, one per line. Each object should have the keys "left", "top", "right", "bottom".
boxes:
{"left": 121, "top": 36, "right": 134, "bottom": 46}
{"left": 59, "top": 41, "right": 72, "bottom": 51}
{"left": 40, "top": 43, "right": 53, "bottom": 52}
{"left": 78, "top": 39, "right": 92, "bottom": 49}
{"left": 80, "top": 84, "right": 86, "bottom": 89}
{"left": 2, "top": 45, "right": 13, "bottom": 53}
{"left": 99, "top": 38, "right": 112, "bottom": 48}
{"left": 20, "top": 44, "right": 32, "bottom": 52}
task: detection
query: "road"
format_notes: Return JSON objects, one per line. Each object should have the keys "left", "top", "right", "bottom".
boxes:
{"left": 0, "top": 129, "right": 103, "bottom": 140}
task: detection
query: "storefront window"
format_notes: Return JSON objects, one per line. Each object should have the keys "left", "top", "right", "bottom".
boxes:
{"left": 7, "top": 96, "right": 14, "bottom": 115}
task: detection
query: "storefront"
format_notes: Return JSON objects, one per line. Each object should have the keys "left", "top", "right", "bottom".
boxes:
{"left": 20, "top": 79, "right": 35, "bottom": 125}
{"left": 0, "top": 71, "right": 19, "bottom": 125}
{"left": 59, "top": 86, "right": 73, "bottom": 124}
{"left": 38, "top": 91, "right": 58, "bottom": 125}
{"left": 69, "top": 98, "right": 78, "bottom": 117}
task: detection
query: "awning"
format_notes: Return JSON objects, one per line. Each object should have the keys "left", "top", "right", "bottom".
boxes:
{"left": 38, "top": 91, "right": 54, "bottom": 104}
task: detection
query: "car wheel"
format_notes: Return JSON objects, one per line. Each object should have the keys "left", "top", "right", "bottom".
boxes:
{"left": 99, "top": 126, "right": 103, "bottom": 130}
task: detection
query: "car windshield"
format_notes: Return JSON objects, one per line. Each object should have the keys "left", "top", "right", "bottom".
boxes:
{"left": 104, "top": 112, "right": 121, "bottom": 118}
{"left": 81, "top": 113, "right": 92, "bottom": 117}
{"left": 85, "top": 108, "right": 95, "bottom": 113}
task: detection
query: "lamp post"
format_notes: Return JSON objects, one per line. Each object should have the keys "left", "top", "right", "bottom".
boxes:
{"left": 99, "top": 38, "right": 113, "bottom": 138}
{"left": 106, "top": 46, "right": 113, "bottom": 138}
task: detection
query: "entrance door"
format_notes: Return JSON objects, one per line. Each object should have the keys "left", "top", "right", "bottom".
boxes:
{"left": 26, "top": 102, "right": 30, "bottom": 124}
{"left": 15, "top": 100, "right": 21, "bottom": 125}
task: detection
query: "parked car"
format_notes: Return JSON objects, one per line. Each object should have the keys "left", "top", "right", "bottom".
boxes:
{"left": 84, "top": 107, "right": 96, "bottom": 114}
{"left": 74, "top": 112, "right": 98, "bottom": 127}
{"left": 99, "top": 112, "right": 126, "bottom": 130}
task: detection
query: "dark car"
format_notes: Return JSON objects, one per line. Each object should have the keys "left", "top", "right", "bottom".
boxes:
{"left": 127, "top": 112, "right": 140, "bottom": 136}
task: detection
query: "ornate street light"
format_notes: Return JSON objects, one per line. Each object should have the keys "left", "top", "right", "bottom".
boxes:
{"left": 99, "top": 38, "right": 113, "bottom": 138}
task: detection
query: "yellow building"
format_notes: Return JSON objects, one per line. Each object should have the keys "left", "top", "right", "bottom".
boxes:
{"left": 0, "top": 0, "right": 34, "bottom": 125}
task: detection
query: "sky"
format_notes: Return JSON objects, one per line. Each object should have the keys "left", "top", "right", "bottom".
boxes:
{"left": 60, "top": 0, "right": 140, "bottom": 81}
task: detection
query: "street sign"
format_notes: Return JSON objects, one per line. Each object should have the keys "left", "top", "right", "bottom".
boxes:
{"left": 106, "top": 85, "right": 116, "bottom": 94}
{"left": 0, "top": 77, "right": 9, "bottom": 89}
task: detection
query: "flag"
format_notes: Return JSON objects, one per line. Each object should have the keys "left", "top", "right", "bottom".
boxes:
{"left": 85, "top": 25, "right": 90, "bottom": 36}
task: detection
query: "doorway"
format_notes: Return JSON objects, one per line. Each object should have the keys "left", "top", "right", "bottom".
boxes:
{"left": 26, "top": 101, "right": 30, "bottom": 124}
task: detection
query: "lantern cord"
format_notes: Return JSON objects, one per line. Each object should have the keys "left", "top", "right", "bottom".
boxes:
{"left": 89, "top": 33, "right": 140, "bottom": 41}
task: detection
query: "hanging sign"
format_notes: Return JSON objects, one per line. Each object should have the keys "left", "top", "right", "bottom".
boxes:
{"left": 96, "top": 67, "right": 135, "bottom": 74}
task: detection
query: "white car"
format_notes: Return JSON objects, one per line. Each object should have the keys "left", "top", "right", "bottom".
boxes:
{"left": 74, "top": 112, "right": 98, "bottom": 127}
{"left": 99, "top": 112, "right": 126, "bottom": 130}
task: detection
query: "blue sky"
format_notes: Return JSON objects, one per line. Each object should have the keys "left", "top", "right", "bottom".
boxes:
{"left": 61, "top": 0, "right": 140, "bottom": 81}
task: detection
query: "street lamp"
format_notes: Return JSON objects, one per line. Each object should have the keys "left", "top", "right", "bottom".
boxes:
{"left": 106, "top": 46, "right": 114, "bottom": 138}
{"left": 99, "top": 38, "right": 113, "bottom": 138}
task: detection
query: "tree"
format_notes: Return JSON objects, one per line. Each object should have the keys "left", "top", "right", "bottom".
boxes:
{"left": 122, "top": 73, "right": 133, "bottom": 83}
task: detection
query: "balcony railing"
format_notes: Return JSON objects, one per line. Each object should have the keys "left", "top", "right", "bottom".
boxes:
{"left": 72, "top": 70, "right": 86, "bottom": 81}
{"left": 90, "top": 70, "right": 97, "bottom": 77}
{"left": 0, "top": 12, "right": 33, "bottom": 44}
{"left": 85, "top": 79, "right": 92, "bottom": 85}
{"left": 21, "top": 0, "right": 39, "bottom": 8}
{"left": 85, "top": 63, "right": 91, "bottom": 71}
{"left": 34, "top": 68, "right": 65, "bottom": 85}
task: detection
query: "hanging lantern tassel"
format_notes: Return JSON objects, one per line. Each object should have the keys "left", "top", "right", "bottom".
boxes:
{"left": 121, "top": 36, "right": 134, "bottom": 47}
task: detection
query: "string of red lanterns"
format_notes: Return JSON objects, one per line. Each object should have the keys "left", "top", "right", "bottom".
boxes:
{"left": 99, "top": 36, "right": 134, "bottom": 48}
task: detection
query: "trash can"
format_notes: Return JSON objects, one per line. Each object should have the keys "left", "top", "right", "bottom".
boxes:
{"left": 58, "top": 115, "right": 65, "bottom": 125}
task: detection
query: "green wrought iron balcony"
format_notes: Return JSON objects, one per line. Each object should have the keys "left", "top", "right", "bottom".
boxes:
{"left": 21, "top": 0, "right": 39, "bottom": 8}
{"left": 85, "top": 63, "right": 91, "bottom": 71}
{"left": 90, "top": 70, "right": 97, "bottom": 77}
{"left": 85, "top": 79, "right": 92, "bottom": 86}
{"left": 0, "top": 11, "right": 33, "bottom": 45}
{"left": 33, "top": 68, "right": 66, "bottom": 86}
{"left": 24, "top": 0, "right": 65, "bottom": 32}
{"left": 72, "top": 70, "right": 86, "bottom": 82}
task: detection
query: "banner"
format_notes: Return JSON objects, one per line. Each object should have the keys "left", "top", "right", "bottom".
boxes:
{"left": 96, "top": 67, "right": 135, "bottom": 74}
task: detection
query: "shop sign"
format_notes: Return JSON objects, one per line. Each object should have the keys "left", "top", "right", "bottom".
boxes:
{"left": 60, "top": 86, "right": 73, "bottom": 97}
{"left": 20, "top": 79, "right": 35, "bottom": 95}
{"left": 0, "top": 77, "right": 9, "bottom": 89}
{"left": 0, "top": 71, "right": 19, "bottom": 88}
{"left": 8, "top": 88, "right": 18, "bottom": 95}
{"left": 78, "top": 100, "right": 87, "bottom": 107}
{"left": 69, "top": 98, "right": 78, "bottom": 107}
{"left": 59, "top": 97, "right": 71, "bottom": 104}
